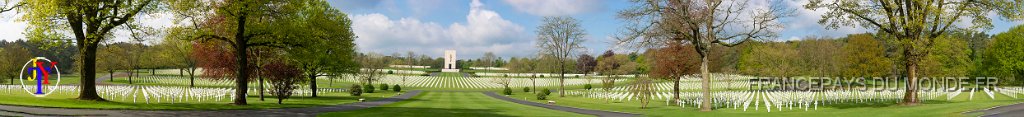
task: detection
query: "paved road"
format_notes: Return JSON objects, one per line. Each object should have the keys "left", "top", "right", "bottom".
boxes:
{"left": 968, "top": 102, "right": 1024, "bottom": 117}
{"left": 0, "top": 90, "right": 423, "bottom": 117}
{"left": 483, "top": 92, "right": 639, "bottom": 117}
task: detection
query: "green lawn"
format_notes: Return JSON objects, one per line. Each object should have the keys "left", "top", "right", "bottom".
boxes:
{"left": 0, "top": 88, "right": 402, "bottom": 110}
{"left": 319, "top": 91, "right": 591, "bottom": 117}
{"left": 503, "top": 91, "right": 1024, "bottom": 117}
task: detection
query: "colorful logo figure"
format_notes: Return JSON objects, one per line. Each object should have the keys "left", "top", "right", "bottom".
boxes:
{"left": 19, "top": 57, "right": 60, "bottom": 97}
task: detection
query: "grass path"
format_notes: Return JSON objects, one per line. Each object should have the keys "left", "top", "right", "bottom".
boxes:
{"left": 319, "top": 91, "right": 591, "bottom": 117}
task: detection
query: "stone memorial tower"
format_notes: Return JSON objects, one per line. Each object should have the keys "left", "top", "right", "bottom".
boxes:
{"left": 441, "top": 50, "right": 459, "bottom": 72}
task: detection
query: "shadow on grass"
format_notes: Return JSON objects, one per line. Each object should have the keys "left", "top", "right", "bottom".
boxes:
{"left": 322, "top": 107, "right": 517, "bottom": 117}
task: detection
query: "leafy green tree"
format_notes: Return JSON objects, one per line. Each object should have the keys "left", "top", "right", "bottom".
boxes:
{"left": 97, "top": 44, "right": 125, "bottom": 82}
{"left": 160, "top": 29, "right": 200, "bottom": 87}
{"left": 20, "top": 0, "right": 157, "bottom": 100}
{"left": 920, "top": 36, "right": 972, "bottom": 77}
{"left": 842, "top": 34, "right": 892, "bottom": 77}
{"left": 285, "top": 0, "right": 358, "bottom": 97}
{"left": 171, "top": 0, "right": 309, "bottom": 105}
{"left": 984, "top": 25, "right": 1024, "bottom": 86}
{"left": 806, "top": 0, "right": 1024, "bottom": 105}
{"left": 0, "top": 44, "right": 31, "bottom": 84}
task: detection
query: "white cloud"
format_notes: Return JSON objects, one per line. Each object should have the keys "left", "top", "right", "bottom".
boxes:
{"left": 502, "top": 0, "right": 604, "bottom": 16}
{"left": 0, "top": 12, "right": 27, "bottom": 41}
{"left": 778, "top": 0, "right": 869, "bottom": 40}
{"left": 350, "top": 0, "right": 532, "bottom": 58}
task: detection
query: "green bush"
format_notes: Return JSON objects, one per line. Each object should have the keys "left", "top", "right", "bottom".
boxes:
{"left": 503, "top": 86, "right": 513, "bottom": 95}
{"left": 523, "top": 87, "right": 530, "bottom": 92}
{"left": 350, "top": 84, "right": 363, "bottom": 96}
{"left": 380, "top": 83, "right": 389, "bottom": 90}
{"left": 387, "top": 70, "right": 394, "bottom": 74}
{"left": 541, "top": 88, "right": 551, "bottom": 96}
{"left": 583, "top": 84, "right": 592, "bottom": 90}
{"left": 539, "top": 75, "right": 545, "bottom": 78}
{"left": 363, "top": 84, "right": 375, "bottom": 93}
{"left": 536, "top": 91, "right": 548, "bottom": 100}
{"left": 393, "top": 85, "right": 402, "bottom": 92}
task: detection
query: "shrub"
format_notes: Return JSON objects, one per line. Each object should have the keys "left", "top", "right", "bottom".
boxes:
{"left": 536, "top": 92, "right": 548, "bottom": 100}
{"left": 364, "top": 84, "right": 375, "bottom": 93}
{"left": 393, "top": 85, "right": 402, "bottom": 92}
{"left": 380, "top": 83, "right": 389, "bottom": 90}
{"left": 541, "top": 88, "right": 551, "bottom": 96}
{"left": 387, "top": 70, "right": 394, "bottom": 74}
{"left": 523, "top": 87, "right": 531, "bottom": 92}
{"left": 583, "top": 84, "right": 592, "bottom": 90}
{"left": 503, "top": 86, "right": 513, "bottom": 95}
{"left": 350, "top": 84, "right": 363, "bottom": 96}
{"left": 539, "top": 75, "right": 545, "bottom": 78}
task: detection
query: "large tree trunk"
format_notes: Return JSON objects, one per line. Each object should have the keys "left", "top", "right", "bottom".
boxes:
{"left": 310, "top": 73, "right": 318, "bottom": 97}
{"left": 234, "top": 43, "right": 250, "bottom": 105}
{"left": 700, "top": 56, "right": 711, "bottom": 111}
{"left": 232, "top": 11, "right": 250, "bottom": 105}
{"left": 77, "top": 43, "right": 104, "bottom": 101}
{"left": 902, "top": 48, "right": 920, "bottom": 105}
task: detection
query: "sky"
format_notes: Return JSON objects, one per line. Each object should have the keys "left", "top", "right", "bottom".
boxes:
{"left": 0, "top": 0, "right": 1020, "bottom": 59}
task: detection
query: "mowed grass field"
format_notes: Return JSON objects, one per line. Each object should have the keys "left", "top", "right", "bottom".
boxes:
{"left": 319, "top": 91, "right": 591, "bottom": 117}
{"left": 0, "top": 90, "right": 402, "bottom": 110}
{"left": 502, "top": 91, "right": 1024, "bottom": 117}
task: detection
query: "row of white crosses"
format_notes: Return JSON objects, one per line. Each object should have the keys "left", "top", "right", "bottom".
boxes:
{"left": 338, "top": 74, "right": 614, "bottom": 89}
{"left": 561, "top": 74, "right": 1024, "bottom": 112}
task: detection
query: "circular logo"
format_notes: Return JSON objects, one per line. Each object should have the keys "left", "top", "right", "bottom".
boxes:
{"left": 19, "top": 57, "right": 60, "bottom": 97}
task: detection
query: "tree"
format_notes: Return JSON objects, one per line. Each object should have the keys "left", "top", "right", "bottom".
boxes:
{"left": 0, "top": 44, "right": 31, "bottom": 84}
{"left": 97, "top": 44, "right": 124, "bottom": 83}
{"left": 536, "top": 16, "right": 587, "bottom": 97}
{"left": 20, "top": 0, "right": 157, "bottom": 100}
{"left": 508, "top": 57, "right": 537, "bottom": 93}
{"left": 983, "top": 25, "right": 1024, "bottom": 86}
{"left": 0, "top": 0, "right": 22, "bottom": 13}
{"left": 261, "top": 61, "right": 305, "bottom": 104}
{"left": 286, "top": 0, "right": 359, "bottom": 97}
{"left": 359, "top": 53, "right": 387, "bottom": 88}
{"left": 175, "top": 0, "right": 310, "bottom": 105}
{"left": 805, "top": 0, "right": 1023, "bottom": 105}
{"left": 595, "top": 50, "right": 625, "bottom": 103}
{"left": 160, "top": 29, "right": 200, "bottom": 87}
{"left": 842, "top": 34, "right": 892, "bottom": 77}
{"left": 649, "top": 42, "right": 700, "bottom": 104}
{"left": 631, "top": 71, "right": 655, "bottom": 109}
{"left": 577, "top": 54, "right": 596, "bottom": 76}
{"left": 920, "top": 36, "right": 972, "bottom": 77}
{"left": 618, "top": 0, "right": 792, "bottom": 111}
